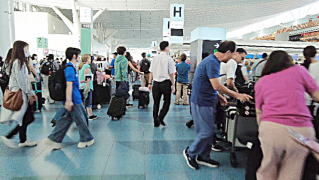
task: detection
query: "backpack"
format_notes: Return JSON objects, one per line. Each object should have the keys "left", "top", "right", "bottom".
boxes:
{"left": 41, "top": 61, "right": 55, "bottom": 75}
{"left": 140, "top": 59, "right": 151, "bottom": 73}
{"left": 48, "top": 65, "right": 75, "bottom": 101}
{"left": 235, "top": 64, "right": 246, "bottom": 87}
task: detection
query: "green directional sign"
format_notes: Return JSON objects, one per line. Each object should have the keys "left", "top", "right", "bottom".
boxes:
{"left": 37, "top": 37, "right": 48, "bottom": 48}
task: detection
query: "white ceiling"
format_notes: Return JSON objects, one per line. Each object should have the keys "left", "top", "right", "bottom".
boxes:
{"left": 18, "top": 0, "right": 319, "bottom": 48}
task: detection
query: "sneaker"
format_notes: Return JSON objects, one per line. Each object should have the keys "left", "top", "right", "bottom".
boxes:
{"left": 126, "top": 104, "right": 133, "bottom": 108}
{"left": 77, "top": 139, "right": 95, "bottom": 149}
{"left": 97, "top": 104, "right": 102, "bottom": 109}
{"left": 43, "top": 138, "right": 62, "bottom": 150}
{"left": 0, "top": 136, "right": 17, "bottom": 148}
{"left": 183, "top": 147, "right": 199, "bottom": 170}
{"left": 196, "top": 156, "right": 220, "bottom": 168}
{"left": 211, "top": 144, "right": 224, "bottom": 152}
{"left": 18, "top": 141, "right": 37, "bottom": 148}
{"left": 89, "top": 115, "right": 98, "bottom": 120}
{"left": 154, "top": 118, "right": 160, "bottom": 127}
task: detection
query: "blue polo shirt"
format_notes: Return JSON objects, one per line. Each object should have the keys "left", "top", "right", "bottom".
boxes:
{"left": 176, "top": 61, "right": 190, "bottom": 83}
{"left": 191, "top": 54, "right": 220, "bottom": 106}
{"left": 64, "top": 62, "right": 82, "bottom": 105}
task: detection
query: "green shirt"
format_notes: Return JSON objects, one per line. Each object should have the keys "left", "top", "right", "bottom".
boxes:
{"left": 115, "top": 55, "right": 129, "bottom": 82}
{"left": 79, "top": 64, "right": 94, "bottom": 90}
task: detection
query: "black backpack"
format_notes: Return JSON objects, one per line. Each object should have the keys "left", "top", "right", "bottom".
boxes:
{"left": 41, "top": 61, "right": 55, "bottom": 75}
{"left": 140, "top": 59, "right": 151, "bottom": 73}
{"left": 48, "top": 65, "right": 75, "bottom": 101}
{"left": 235, "top": 64, "right": 246, "bottom": 87}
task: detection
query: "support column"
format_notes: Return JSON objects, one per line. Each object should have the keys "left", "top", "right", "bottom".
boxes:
{"left": 0, "top": 0, "right": 15, "bottom": 57}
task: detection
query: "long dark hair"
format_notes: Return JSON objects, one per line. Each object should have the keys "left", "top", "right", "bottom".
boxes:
{"left": 5, "top": 48, "right": 13, "bottom": 64}
{"left": 125, "top": 52, "right": 132, "bottom": 61}
{"left": 10, "top": 40, "right": 29, "bottom": 69}
{"left": 302, "top": 46, "right": 317, "bottom": 70}
{"left": 261, "top": 50, "right": 294, "bottom": 76}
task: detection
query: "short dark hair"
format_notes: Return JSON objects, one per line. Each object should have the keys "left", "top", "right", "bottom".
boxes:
{"left": 180, "top": 53, "right": 187, "bottom": 61}
{"left": 262, "top": 50, "right": 294, "bottom": 76}
{"left": 48, "top": 54, "right": 54, "bottom": 60}
{"left": 217, "top": 41, "right": 236, "bottom": 53}
{"left": 236, "top": 48, "right": 247, "bottom": 54}
{"left": 117, "top": 46, "right": 126, "bottom": 55}
{"left": 303, "top": 46, "right": 317, "bottom": 70}
{"left": 141, "top": 52, "right": 146, "bottom": 58}
{"left": 65, "top": 47, "right": 81, "bottom": 60}
{"left": 262, "top": 53, "right": 268, "bottom": 59}
{"left": 160, "top": 41, "right": 169, "bottom": 51}
{"left": 112, "top": 52, "right": 118, "bottom": 56}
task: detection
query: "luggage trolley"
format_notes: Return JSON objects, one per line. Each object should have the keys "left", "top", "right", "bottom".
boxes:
{"left": 226, "top": 83, "right": 259, "bottom": 167}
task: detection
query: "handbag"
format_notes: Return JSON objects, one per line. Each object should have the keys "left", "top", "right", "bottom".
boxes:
{"left": 3, "top": 88, "right": 24, "bottom": 111}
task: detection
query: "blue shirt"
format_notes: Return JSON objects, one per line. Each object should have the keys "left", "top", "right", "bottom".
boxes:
{"left": 64, "top": 62, "right": 82, "bottom": 105}
{"left": 110, "top": 58, "right": 116, "bottom": 76}
{"left": 191, "top": 54, "right": 220, "bottom": 106}
{"left": 176, "top": 61, "right": 190, "bottom": 83}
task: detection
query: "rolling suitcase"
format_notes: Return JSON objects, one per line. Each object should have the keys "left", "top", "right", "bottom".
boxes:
{"left": 138, "top": 87, "right": 150, "bottom": 109}
{"left": 32, "top": 81, "right": 45, "bottom": 112}
{"left": 107, "top": 96, "right": 126, "bottom": 120}
{"left": 132, "top": 84, "right": 141, "bottom": 100}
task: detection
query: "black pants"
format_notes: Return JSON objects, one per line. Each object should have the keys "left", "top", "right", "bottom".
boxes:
{"left": 6, "top": 105, "right": 35, "bottom": 143}
{"left": 152, "top": 80, "right": 172, "bottom": 121}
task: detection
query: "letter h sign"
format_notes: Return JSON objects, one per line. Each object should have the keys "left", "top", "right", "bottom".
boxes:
{"left": 170, "top": 4, "right": 184, "bottom": 21}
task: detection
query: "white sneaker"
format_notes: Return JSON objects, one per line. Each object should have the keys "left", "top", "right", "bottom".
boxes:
{"left": 43, "top": 138, "right": 62, "bottom": 150}
{"left": 77, "top": 139, "right": 95, "bottom": 149}
{"left": 18, "top": 141, "right": 37, "bottom": 148}
{"left": 0, "top": 136, "right": 17, "bottom": 148}
{"left": 97, "top": 104, "right": 102, "bottom": 109}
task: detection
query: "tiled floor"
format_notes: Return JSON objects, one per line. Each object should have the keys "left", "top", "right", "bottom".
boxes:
{"left": 0, "top": 97, "right": 246, "bottom": 180}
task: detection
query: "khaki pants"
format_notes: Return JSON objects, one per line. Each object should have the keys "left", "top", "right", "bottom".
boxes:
{"left": 257, "top": 121, "right": 315, "bottom": 180}
{"left": 142, "top": 73, "right": 151, "bottom": 87}
{"left": 175, "top": 82, "right": 188, "bottom": 105}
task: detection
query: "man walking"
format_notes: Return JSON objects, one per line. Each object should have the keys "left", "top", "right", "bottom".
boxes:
{"left": 148, "top": 41, "right": 176, "bottom": 127}
{"left": 140, "top": 52, "right": 151, "bottom": 87}
{"left": 45, "top": 47, "right": 94, "bottom": 150}
{"left": 183, "top": 41, "right": 251, "bottom": 170}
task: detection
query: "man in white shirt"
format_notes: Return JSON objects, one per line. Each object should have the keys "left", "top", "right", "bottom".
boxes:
{"left": 148, "top": 41, "right": 176, "bottom": 127}
{"left": 220, "top": 55, "right": 238, "bottom": 91}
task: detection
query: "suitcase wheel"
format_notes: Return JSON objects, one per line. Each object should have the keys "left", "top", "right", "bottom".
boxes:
{"left": 230, "top": 152, "right": 238, "bottom": 168}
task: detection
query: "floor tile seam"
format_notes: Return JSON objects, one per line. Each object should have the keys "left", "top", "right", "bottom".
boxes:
{"left": 101, "top": 141, "right": 115, "bottom": 176}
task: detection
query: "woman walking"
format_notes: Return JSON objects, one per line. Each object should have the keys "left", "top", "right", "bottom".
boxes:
{"left": 0, "top": 41, "right": 37, "bottom": 148}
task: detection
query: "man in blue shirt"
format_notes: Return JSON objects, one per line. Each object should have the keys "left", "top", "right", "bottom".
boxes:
{"left": 175, "top": 53, "right": 191, "bottom": 105}
{"left": 45, "top": 47, "right": 94, "bottom": 150}
{"left": 183, "top": 41, "right": 252, "bottom": 170}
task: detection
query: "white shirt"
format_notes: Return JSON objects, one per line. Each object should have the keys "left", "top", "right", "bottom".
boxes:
{"left": 220, "top": 59, "right": 237, "bottom": 85}
{"left": 150, "top": 52, "right": 176, "bottom": 82}
{"left": 251, "top": 59, "right": 266, "bottom": 78}
{"left": 308, "top": 62, "right": 319, "bottom": 105}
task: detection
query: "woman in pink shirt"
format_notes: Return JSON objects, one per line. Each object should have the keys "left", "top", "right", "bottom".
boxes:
{"left": 255, "top": 50, "right": 319, "bottom": 180}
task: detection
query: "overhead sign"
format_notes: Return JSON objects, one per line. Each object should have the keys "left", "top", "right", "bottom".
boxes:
{"left": 37, "top": 37, "right": 48, "bottom": 48}
{"left": 80, "top": 7, "right": 92, "bottom": 24}
{"left": 170, "top": 4, "right": 184, "bottom": 22}
{"left": 163, "top": 18, "right": 170, "bottom": 37}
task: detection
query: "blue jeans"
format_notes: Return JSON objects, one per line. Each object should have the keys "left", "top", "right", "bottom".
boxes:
{"left": 48, "top": 103, "right": 94, "bottom": 143}
{"left": 188, "top": 101, "right": 217, "bottom": 160}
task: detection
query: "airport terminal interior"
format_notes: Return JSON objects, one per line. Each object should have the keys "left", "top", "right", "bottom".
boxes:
{"left": 1, "top": 0, "right": 319, "bottom": 180}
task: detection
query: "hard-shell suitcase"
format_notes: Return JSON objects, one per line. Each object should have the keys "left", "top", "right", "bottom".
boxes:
{"left": 138, "top": 88, "right": 150, "bottom": 108}
{"left": 107, "top": 96, "right": 126, "bottom": 120}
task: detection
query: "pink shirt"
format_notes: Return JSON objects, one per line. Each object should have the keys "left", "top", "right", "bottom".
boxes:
{"left": 255, "top": 65, "right": 319, "bottom": 127}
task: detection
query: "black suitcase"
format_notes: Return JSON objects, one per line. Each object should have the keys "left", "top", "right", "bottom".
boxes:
{"left": 107, "top": 96, "right": 126, "bottom": 120}
{"left": 32, "top": 82, "right": 45, "bottom": 112}
{"left": 138, "top": 91, "right": 149, "bottom": 108}
{"left": 132, "top": 84, "right": 141, "bottom": 100}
